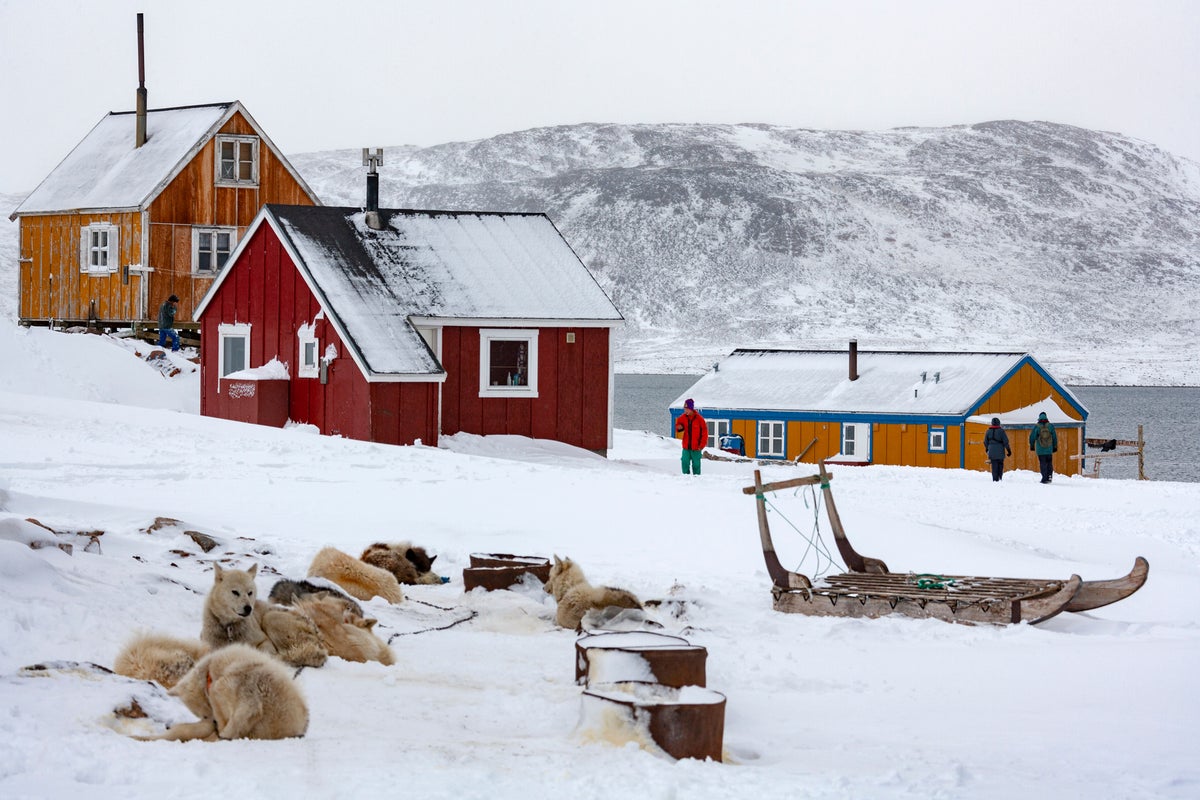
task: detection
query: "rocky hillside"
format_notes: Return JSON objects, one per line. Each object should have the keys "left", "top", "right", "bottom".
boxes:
{"left": 289, "top": 121, "right": 1200, "bottom": 384}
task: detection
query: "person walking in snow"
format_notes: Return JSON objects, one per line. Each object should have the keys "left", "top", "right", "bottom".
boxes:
{"left": 983, "top": 417, "right": 1012, "bottom": 482}
{"left": 675, "top": 398, "right": 708, "bottom": 476}
{"left": 1028, "top": 411, "right": 1058, "bottom": 484}
{"left": 157, "top": 294, "right": 180, "bottom": 352}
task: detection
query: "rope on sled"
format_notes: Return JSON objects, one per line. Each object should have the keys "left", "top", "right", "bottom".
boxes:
{"left": 386, "top": 598, "right": 478, "bottom": 643}
{"left": 909, "top": 574, "right": 956, "bottom": 590}
{"left": 762, "top": 484, "right": 845, "bottom": 580}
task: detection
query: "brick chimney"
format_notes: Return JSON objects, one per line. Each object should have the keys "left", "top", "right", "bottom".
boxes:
{"left": 848, "top": 339, "right": 859, "bottom": 381}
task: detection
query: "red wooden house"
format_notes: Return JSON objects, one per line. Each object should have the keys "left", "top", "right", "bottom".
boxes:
{"left": 193, "top": 203, "right": 623, "bottom": 453}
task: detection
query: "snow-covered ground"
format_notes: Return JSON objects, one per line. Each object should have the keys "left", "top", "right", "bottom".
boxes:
{"left": 0, "top": 324, "right": 1197, "bottom": 800}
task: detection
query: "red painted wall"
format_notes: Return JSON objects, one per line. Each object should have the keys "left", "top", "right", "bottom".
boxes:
{"left": 439, "top": 326, "right": 610, "bottom": 451}
{"left": 199, "top": 221, "right": 439, "bottom": 446}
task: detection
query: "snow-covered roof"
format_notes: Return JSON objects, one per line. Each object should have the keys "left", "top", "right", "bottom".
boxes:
{"left": 967, "top": 397, "right": 1082, "bottom": 426}
{"left": 672, "top": 348, "right": 1083, "bottom": 418}
{"left": 200, "top": 205, "right": 622, "bottom": 377}
{"left": 10, "top": 102, "right": 316, "bottom": 217}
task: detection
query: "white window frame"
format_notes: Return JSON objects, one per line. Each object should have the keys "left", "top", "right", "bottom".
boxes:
{"left": 708, "top": 418, "right": 731, "bottom": 450}
{"left": 79, "top": 223, "right": 119, "bottom": 273}
{"left": 218, "top": 322, "right": 251, "bottom": 380}
{"left": 192, "top": 226, "right": 237, "bottom": 275}
{"left": 297, "top": 324, "right": 319, "bottom": 379}
{"left": 757, "top": 420, "right": 785, "bottom": 458}
{"left": 928, "top": 426, "right": 947, "bottom": 453}
{"left": 479, "top": 329, "right": 539, "bottom": 398}
{"left": 215, "top": 134, "right": 260, "bottom": 186}
{"left": 842, "top": 423, "right": 859, "bottom": 456}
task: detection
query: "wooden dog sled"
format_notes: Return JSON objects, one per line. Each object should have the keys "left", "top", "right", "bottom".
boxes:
{"left": 745, "top": 465, "right": 1149, "bottom": 625}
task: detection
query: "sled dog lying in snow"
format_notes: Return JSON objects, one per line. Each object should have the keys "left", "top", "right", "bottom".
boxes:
{"left": 201, "top": 563, "right": 327, "bottom": 668}
{"left": 307, "top": 546, "right": 405, "bottom": 604}
{"left": 114, "top": 633, "right": 210, "bottom": 689}
{"left": 134, "top": 644, "right": 308, "bottom": 741}
{"left": 269, "top": 577, "right": 365, "bottom": 619}
{"left": 360, "top": 541, "right": 444, "bottom": 585}
{"left": 544, "top": 555, "right": 642, "bottom": 631}
{"left": 292, "top": 595, "right": 394, "bottom": 665}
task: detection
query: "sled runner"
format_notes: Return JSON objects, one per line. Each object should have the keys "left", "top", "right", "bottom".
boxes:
{"left": 745, "top": 465, "right": 1148, "bottom": 625}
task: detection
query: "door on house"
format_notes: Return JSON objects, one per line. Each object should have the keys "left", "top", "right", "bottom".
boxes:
{"left": 841, "top": 422, "right": 871, "bottom": 460}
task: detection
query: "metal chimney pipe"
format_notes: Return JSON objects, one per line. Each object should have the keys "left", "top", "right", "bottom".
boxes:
{"left": 362, "top": 147, "right": 384, "bottom": 228}
{"left": 848, "top": 339, "right": 859, "bottom": 382}
{"left": 135, "top": 14, "right": 147, "bottom": 148}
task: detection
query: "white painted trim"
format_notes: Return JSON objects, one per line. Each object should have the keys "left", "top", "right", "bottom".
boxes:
{"left": 217, "top": 322, "right": 252, "bottom": 383}
{"left": 214, "top": 134, "right": 260, "bottom": 187}
{"left": 191, "top": 225, "right": 237, "bottom": 275}
{"left": 479, "top": 329, "right": 539, "bottom": 398}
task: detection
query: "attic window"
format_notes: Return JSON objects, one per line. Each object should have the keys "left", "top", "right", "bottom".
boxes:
{"left": 215, "top": 135, "right": 259, "bottom": 186}
{"left": 479, "top": 329, "right": 538, "bottom": 398}
{"left": 297, "top": 326, "right": 319, "bottom": 378}
{"left": 192, "top": 227, "right": 236, "bottom": 274}
{"left": 79, "top": 223, "right": 119, "bottom": 273}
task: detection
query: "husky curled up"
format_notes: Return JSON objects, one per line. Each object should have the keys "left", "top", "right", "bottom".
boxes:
{"left": 360, "top": 541, "right": 444, "bottom": 585}
{"left": 544, "top": 555, "right": 642, "bottom": 631}
{"left": 307, "top": 546, "right": 405, "bottom": 604}
{"left": 201, "top": 563, "right": 327, "bottom": 668}
{"left": 135, "top": 644, "right": 309, "bottom": 741}
{"left": 113, "top": 633, "right": 210, "bottom": 689}
{"left": 270, "top": 578, "right": 393, "bottom": 665}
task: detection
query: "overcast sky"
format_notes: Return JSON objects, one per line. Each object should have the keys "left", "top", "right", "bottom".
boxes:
{"left": 2, "top": 0, "right": 1198, "bottom": 192}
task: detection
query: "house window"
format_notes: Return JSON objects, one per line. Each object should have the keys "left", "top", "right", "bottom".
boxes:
{"left": 215, "top": 135, "right": 259, "bottom": 185}
{"left": 218, "top": 322, "right": 251, "bottom": 378}
{"left": 193, "top": 227, "right": 236, "bottom": 274}
{"left": 842, "top": 423, "right": 859, "bottom": 456}
{"left": 929, "top": 426, "right": 947, "bottom": 453}
{"left": 297, "top": 325, "right": 318, "bottom": 378}
{"left": 479, "top": 329, "right": 539, "bottom": 397}
{"left": 708, "top": 418, "right": 731, "bottom": 450}
{"left": 757, "top": 420, "right": 785, "bottom": 458}
{"left": 80, "top": 223, "right": 119, "bottom": 273}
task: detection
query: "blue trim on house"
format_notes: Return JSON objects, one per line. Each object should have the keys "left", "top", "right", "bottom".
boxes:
{"left": 928, "top": 425, "right": 947, "bottom": 454}
{"left": 967, "top": 355, "right": 1089, "bottom": 420}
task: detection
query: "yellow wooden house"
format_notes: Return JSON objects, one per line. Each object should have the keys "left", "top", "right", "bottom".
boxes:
{"left": 672, "top": 343, "right": 1089, "bottom": 477}
{"left": 9, "top": 101, "right": 319, "bottom": 331}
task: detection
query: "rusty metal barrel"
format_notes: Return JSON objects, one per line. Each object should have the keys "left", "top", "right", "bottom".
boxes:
{"left": 461, "top": 553, "right": 551, "bottom": 591}
{"left": 580, "top": 681, "right": 726, "bottom": 761}
{"left": 575, "top": 631, "right": 707, "bottom": 687}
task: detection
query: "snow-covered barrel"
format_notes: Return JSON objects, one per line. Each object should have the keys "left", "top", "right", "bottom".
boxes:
{"left": 575, "top": 631, "right": 707, "bottom": 687}
{"left": 580, "top": 681, "right": 726, "bottom": 761}
{"left": 461, "top": 553, "right": 551, "bottom": 591}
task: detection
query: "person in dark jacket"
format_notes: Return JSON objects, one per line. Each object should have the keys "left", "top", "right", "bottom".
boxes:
{"left": 675, "top": 398, "right": 708, "bottom": 476}
{"left": 983, "top": 417, "right": 1012, "bottom": 482}
{"left": 157, "top": 294, "right": 180, "bottom": 352}
{"left": 1028, "top": 411, "right": 1058, "bottom": 484}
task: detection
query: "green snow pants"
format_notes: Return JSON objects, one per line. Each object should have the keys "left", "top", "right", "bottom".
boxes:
{"left": 681, "top": 449, "right": 702, "bottom": 475}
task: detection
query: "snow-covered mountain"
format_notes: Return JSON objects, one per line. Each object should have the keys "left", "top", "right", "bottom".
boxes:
{"left": 289, "top": 121, "right": 1200, "bottom": 384}
{"left": 5, "top": 121, "right": 1199, "bottom": 384}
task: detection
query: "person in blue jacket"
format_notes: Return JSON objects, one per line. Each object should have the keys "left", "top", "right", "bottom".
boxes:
{"left": 983, "top": 417, "right": 1012, "bottom": 481}
{"left": 1028, "top": 411, "right": 1058, "bottom": 484}
{"left": 157, "top": 294, "right": 180, "bottom": 352}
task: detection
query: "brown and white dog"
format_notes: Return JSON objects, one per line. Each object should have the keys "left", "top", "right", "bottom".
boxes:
{"left": 307, "top": 547, "right": 405, "bottom": 604}
{"left": 544, "top": 555, "right": 642, "bottom": 631}
{"left": 360, "top": 541, "right": 444, "bottom": 585}
{"left": 201, "top": 563, "right": 327, "bottom": 668}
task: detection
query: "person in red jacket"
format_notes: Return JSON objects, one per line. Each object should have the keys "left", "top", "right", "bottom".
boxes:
{"left": 675, "top": 398, "right": 708, "bottom": 475}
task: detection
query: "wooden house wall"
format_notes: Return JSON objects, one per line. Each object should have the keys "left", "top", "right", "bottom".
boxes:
{"left": 439, "top": 326, "right": 611, "bottom": 451}
{"left": 17, "top": 211, "right": 143, "bottom": 322}
{"left": 973, "top": 362, "right": 1084, "bottom": 475}
{"left": 199, "top": 223, "right": 438, "bottom": 446}
{"left": 147, "top": 111, "right": 316, "bottom": 327}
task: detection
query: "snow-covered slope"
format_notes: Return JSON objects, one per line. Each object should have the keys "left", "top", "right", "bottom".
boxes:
{"left": 289, "top": 121, "right": 1200, "bottom": 384}
{"left": 5, "top": 120, "right": 1199, "bottom": 384}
